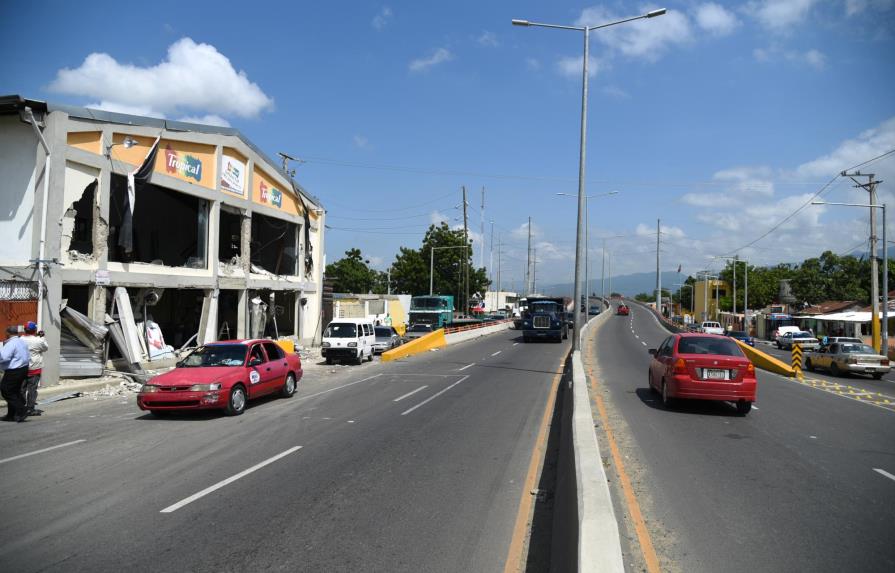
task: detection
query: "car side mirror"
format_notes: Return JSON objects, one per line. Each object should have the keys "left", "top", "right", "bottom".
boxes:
{"left": 648, "top": 349, "right": 657, "bottom": 356}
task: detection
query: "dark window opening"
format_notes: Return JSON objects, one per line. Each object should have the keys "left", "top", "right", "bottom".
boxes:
{"left": 251, "top": 212, "right": 298, "bottom": 276}
{"left": 218, "top": 208, "right": 242, "bottom": 265}
{"left": 217, "top": 290, "right": 240, "bottom": 341}
{"left": 108, "top": 174, "right": 208, "bottom": 268}
{"left": 140, "top": 288, "right": 205, "bottom": 350}
{"left": 248, "top": 289, "right": 296, "bottom": 338}
{"left": 69, "top": 181, "right": 95, "bottom": 254}
{"left": 62, "top": 284, "right": 90, "bottom": 314}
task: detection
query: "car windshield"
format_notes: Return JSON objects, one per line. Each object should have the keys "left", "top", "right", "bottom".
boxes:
{"left": 374, "top": 327, "right": 392, "bottom": 337}
{"left": 179, "top": 344, "right": 247, "bottom": 367}
{"left": 840, "top": 343, "right": 876, "bottom": 354}
{"left": 795, "top": 332, "right": 814, "bottom": 338}
{"left": 678, "top": 336, "right": 745, "bottom": 357}
{"left": 324, "top": 323, "right": 357, "bottom": 338}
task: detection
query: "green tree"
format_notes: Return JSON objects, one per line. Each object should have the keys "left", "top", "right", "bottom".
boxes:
{"left": 324, "top": 248, "right": 379, "bottom": 293}
{"left": 390, "top": 223, "right": 490, "bottom": 306}
{"left": 634, "top": 292, "right": 652, "bottom": 303}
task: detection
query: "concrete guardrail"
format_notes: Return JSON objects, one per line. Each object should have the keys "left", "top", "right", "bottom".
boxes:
{"left": 380, "top": 328, "right": 446, "bottom": 362}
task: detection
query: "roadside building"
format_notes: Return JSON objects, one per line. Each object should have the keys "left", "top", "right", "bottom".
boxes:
{"left": 331, "top": 294, "right": 410, "bottom": 335}
{"left": 0, "top": 95, "right": 325, "bottom": 384}
{"left": 693, "top": 279, "right": 729, "bottom": 322}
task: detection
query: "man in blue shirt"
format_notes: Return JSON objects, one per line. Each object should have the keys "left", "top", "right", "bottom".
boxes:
{"left": 1, "top": 325, "right": 31, "bottom": 422}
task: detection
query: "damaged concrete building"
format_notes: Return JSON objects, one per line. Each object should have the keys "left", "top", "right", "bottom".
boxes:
{"left": 0, "top": 95, "right": 325, "bottom": 384}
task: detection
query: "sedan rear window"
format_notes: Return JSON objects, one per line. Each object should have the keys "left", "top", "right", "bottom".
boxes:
{"left": 375, "top": 327, "right": 393, "bottom": 337}
{"left": 678, "top": 337, "right": 744, "bottom": 357}
{"left": 840, "top": 344, "right": 876, "bottom": 354}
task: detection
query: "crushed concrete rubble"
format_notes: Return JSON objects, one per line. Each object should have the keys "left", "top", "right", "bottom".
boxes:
{"left": 88, "top": 380, "right": 143, "bottom": 398}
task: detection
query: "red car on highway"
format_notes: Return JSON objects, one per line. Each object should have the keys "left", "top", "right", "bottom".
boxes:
{"left": 617, "top": 304, "right": 630, "bottom": 316}
{"left": 648, "top": 333, "right": 756, "bottom": 415}
{"left": 137, "top": 339, "right": 302, "bottom": 417}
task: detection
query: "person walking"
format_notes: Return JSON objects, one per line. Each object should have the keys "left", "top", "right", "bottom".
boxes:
{"left": 21, "top": 322, "right": 48, "bottom": 416}
{"left": 1, "top": 325, "right": 31, "bottom": 422}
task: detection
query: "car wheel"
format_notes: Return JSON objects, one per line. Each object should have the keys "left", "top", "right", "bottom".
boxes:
{"left": 776, "top": 342, "right": 782, "bottom": 349}
{"left": 873, "top": 372, "right": 884, "bottom": 380}
{"left": 225, "top": 384, "right": 247, "bottom": 416}
{"left": 367, "top": 351, "right": 374, "bottom": 362}
{"left": 661, "top": 379, "right": 675, "bottom": 409}
{"left": 830, "top": 362, "right": 842, "bottom": 377}
{"left": 356, "top": 352, "right": 363, "bottom": 366}
{"left": 648, "top": 370, "right": 658, "bottom": 394}
{"left": 736, "top": 400, "right": 752, "bottom": 416}
{"left": 281, "top": 373, "right": 296, "bottom": 398}
{"left": 325, "top": 357, "right": 332, "bottom": 365}
{"left": 805, "top": 358, "right": 814, "bottom": 372}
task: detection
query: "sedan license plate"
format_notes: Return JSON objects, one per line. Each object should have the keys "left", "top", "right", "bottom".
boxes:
{"left": 704, "top": 369, "right": 728, "bottom": 380}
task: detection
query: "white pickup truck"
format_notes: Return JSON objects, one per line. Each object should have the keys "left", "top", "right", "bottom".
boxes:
{"left": 699, "top": 321, "right": 725, "bottom": 335}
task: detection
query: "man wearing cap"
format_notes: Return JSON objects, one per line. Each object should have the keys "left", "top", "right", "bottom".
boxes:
{"left": 0, "top": 325, "right": 31, "bottom": 422}
{"left": 22, "top": 322, "right": 48, "bottom": 416}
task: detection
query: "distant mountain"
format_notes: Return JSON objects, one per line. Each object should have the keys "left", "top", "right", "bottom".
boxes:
{"left": 541, "top": 270, "right": 689, "bottom": 298}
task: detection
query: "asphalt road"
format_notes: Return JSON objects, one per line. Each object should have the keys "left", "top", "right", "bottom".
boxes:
{"left": 590, "top": 300, "right": 895, "bottom": 573}
{"left": 0, "top": 329, "right": 568, "bottom": 572}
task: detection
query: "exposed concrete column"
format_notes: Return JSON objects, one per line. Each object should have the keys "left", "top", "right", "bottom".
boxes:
{"left": 88, "top": 162, "right": 112, "bottom": 324}
{"left": 241, "top": 210, "right": 252, "bottom": 275}
{"left": 237, "top": 288, "right": 248, "bottom": 339}
{"left": 39, "top": 111, "right": 69, "bottom": 386}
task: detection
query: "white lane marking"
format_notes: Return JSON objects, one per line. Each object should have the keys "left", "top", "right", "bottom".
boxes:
{"left": 513, "top": 342, "right": 519, "bottom": 346}
{"left": 160, "top": 446, "right": 302, "bottom": 513}
{"left": 635, "top": 335, "right": 640, "bottom": 339}
{"left": 873, "top": 468, "right": 895, "bottom": 482}
{"left": 401, "top": 375, "right": 470, "bottom": 416}
{"left": 0, "top": 439, "right": 87, "bottom": 465}
{"left": 751, "top": 405, "right": 759, "bottom": 410}
{"left": 458, "top": 363, "right": 475, "bottom": 371}
{"left": 641, "top": 341, "right": 647, "bottom": 346}
{"left": 393, "top": 385, "right": 428, "bottom": 402}
{"left": 297, "top": 374, "right": 382, "bottom": 401}
{"left": 491, "top": 351, "right": 502, "bottom": 357}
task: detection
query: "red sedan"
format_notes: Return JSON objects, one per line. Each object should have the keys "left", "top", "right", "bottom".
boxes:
{"left": 137, "top": 339, "right": 302, "bottom": 417}
{"left": 617, "top": 304, "right": 630, "bottom": 316}
{"left": 648, "top": 333, "right": 756, "bottom": 415}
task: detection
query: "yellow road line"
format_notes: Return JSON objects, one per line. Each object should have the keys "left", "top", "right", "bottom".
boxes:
{"left": 583, "top": 345, "right": 661, "bottom": 573}
{"left": 503, "top": 352, "right": 568, "bottom": 573}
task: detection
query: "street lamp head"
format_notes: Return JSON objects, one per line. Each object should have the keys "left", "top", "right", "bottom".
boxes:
{"left": 511, "top": 19, "right": 530, "bottom": 26}
{"left": 811, "top": 201, "right": 827, "bottom": 205}
{"left": 646, "top": 8, "right": 667, "bottom": 18}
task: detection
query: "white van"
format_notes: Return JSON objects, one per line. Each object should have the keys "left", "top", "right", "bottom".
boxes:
{"left": 321, "top": 318, "right": 375, "bottom": 365}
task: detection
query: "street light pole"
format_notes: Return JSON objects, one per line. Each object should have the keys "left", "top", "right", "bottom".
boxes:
{"left": 514, "top": 8, "right": 666, "bottom": 352}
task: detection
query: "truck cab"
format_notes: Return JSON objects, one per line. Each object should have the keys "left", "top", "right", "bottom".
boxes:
{"left": 522, "top": 298, "right": 569, "bottom": 343}
{"left": 408, "top": 295, "right": 454, "bottom": 329}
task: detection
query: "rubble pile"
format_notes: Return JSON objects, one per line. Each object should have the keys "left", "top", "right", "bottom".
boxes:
{"left": 88, "top": 379, "right": 143, "bottom": 399}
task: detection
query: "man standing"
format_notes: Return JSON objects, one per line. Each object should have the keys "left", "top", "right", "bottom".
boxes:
{"left": 0, "top": 325, "right": 31, "bottom": 422}
{"left": 22, "top": 322, "right": 48, "bottom": 416}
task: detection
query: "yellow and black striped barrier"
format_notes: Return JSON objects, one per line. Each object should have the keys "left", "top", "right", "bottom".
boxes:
{"left": 791, "top": 343, "right": 805, "bottom": 380}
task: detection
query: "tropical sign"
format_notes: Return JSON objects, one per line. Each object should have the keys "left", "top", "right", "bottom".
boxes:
{"left": 164, "top": 144, "right": 203, "bottom": 182}
{"left": 259, "top": 180, "right": 283, "bottom": 208}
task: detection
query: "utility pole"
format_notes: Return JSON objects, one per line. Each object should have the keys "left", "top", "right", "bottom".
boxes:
{"left": 532, "top": 248, "right": 538, "bottom": 294}
{"left": 526, "top": 216, "right": 532, "bottom": 296}
{"left": 843, "top": 171, "right": 882, "bottom": 352}
{"left": 387, "top": 267, "right": 391, "bottom": 295}
{"left": 489, "top": 220, "right": 495, "bottom": 288}
{"left": 607, "top": 252, "right": 612, "bottom": 300}
{"left": 462, "top": 186, "right": 469, "bottom": 317}
{"left": 656, "top": 218, "right": 661, "bottom": 317}
{"left": 480, "top": 187, "right": 485, "bottom": 269}
{"left": 601, "top": 239, "right": 606, "bottom": 305}
{"left": 497, "top": 236, "right": 502, "bottom": 311}
{"left": 732, "top": 255, "right": 737, "bottom": 318}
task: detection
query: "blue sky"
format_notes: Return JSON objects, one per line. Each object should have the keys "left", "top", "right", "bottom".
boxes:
{"left": 3, "top": 0, "right": 894, "bottom": 290}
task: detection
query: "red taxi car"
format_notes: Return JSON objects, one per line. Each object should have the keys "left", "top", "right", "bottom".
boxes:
{"left": 617, "top": 304, "right": 630, "bottom": 316}
{"left": 648, "top": 333, "right": 756, "bottom": 415}
{"left": 137, "top": 339, "right": 302, "bottom": 417}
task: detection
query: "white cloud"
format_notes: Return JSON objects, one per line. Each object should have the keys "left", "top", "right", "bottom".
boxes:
{"left": 372, "top": 7, "right": 393, "bottom": 30}
{"left": 576, "top": 6, "right": 692, "bottom": 61}
{"left": 177, "top": 114, "right": 231, "bottom": 127}
{"left": 511, "top": 220, "right": 541, "bottom": 241}
{"left": 534, "top": 240, "right": 574, "bottom": 262}
{"left": 695, "top": 3, "right": 740, "bottom": 36}
{"left": 795, "top": 116, "right": 895, "bottom": 178}
{"left": 409, "top": 48, "right": 453, "bottom": 72}
{"left": 696, "top": 212, "right": 743, "bottom": 231}
{"left": 556, "top": 55, "right": 602, "bottom": 78}
{"left": 753, "top": 45, "right": 827, "bottom": 69}
{"left": 681, "top": 193, "right": 734, "bottom": 207}
{"left": 525, "top": 57, "right": 542, "bottom": 71}
{"left": 845, "top": 0, "right": 895, "bottom": 16}
{"left": 368, "top": 255, "right": 384, "bottom": 267}
{"left": 430, "top": 210, "right": 450, "bottom": 225}
{"left": 744, "top": 0, "right": 818, "bottom": 31}
{"left": 601, "top": 85, "right": 630, "bottom": 99}
{"left": 50, "top": 38, "right": 273, "bottom": 120}
{"left": 478, "top": 31, "right": 499, "bottom": 47}
{"left": 353, "top": 134, "right": 369, "bottom": 149}
{"left": 714, "top": 166, "right": 776, "bottom": 196}
{"left": 801, "top": 49, "right": 826, "bottom": 69}
{"left": 85, "top": 101, "right": 163, "bottom": 118}
{"left": 635, "top": 222, "right": 686, "bottom": 239}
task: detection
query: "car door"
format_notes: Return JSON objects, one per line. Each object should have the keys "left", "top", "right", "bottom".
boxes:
{"left": 651, "top": 337, "right": 671, "bottom": 385}
{"left": 246, "top": 343, "right": 275, "bottom": 397}
{"left": 262, "top": 342, "right": 289, "bottom": 392}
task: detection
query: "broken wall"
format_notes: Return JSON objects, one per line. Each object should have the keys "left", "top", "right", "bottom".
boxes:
{"left": 62, "top": 161, "right": 99, "bottom": 261}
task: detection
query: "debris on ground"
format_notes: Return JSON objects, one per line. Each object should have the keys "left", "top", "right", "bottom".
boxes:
{"left": 38, "top": 392, "right": 83, "bottom": 405}
{"left": 88, "top": 379, "right": 143, "bottom": 398}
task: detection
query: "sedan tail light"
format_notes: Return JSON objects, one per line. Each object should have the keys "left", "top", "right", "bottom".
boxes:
{"left": 673, "top": 358, "right": 687, "bottom": 375}
{"left": 882, "top": 359, "right": 890, "bottom": 366}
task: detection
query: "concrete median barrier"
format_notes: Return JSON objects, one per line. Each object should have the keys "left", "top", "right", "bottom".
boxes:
{"left": 380, "top": 328, "right": 446, "bottom": 362}
{"left": 734, "top": 340, "right": 795, "bottom": 377}
{"left": 444, "top": 320, "right": 511, "bottom": 344}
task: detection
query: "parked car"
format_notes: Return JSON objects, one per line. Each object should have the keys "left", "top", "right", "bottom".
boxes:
{"left": 648, "top": 333, "right": 756, "bottom": 415}
{"left": 321, "top": 318, "right": 375, "bottom": 365}
{"left": 137, "top": 340, "right": 302, "bottom": 417}
{"left": 699, "top": 321, "right": 724, "bottom": 335}
{"left": 777, "top": 331, "right": 819, "bottom": 350}
{"left": 726, "top": 330, "right": 755, "bottom": 346}
{"left": 589, "top": 304, "right": 601, "bottom": 315}
{"left": 805, "top": 342, "right": 891, "bottom": 379}
{"left": 819, "top": 336, "right": 863, "bottom": 349}
{"left": 404, "top": 323, "right": 435, "bottom": 340}
{"left": 617, "top": 304, "right": 630, "bottom": 316}
{"left": 373, "top": 326, "right": 401, "bottom": 354}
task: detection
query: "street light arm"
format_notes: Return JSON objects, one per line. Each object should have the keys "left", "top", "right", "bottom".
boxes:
{"left": 587, "top": 9, "right": 666, "bottom": 31}
{"left": 512, "top": 19, "right": 586, "bottom": 31}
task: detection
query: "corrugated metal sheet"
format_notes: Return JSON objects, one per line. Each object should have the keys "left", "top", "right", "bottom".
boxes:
{"left": 59, "top": 331, "right": 103, "bottom": 377}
